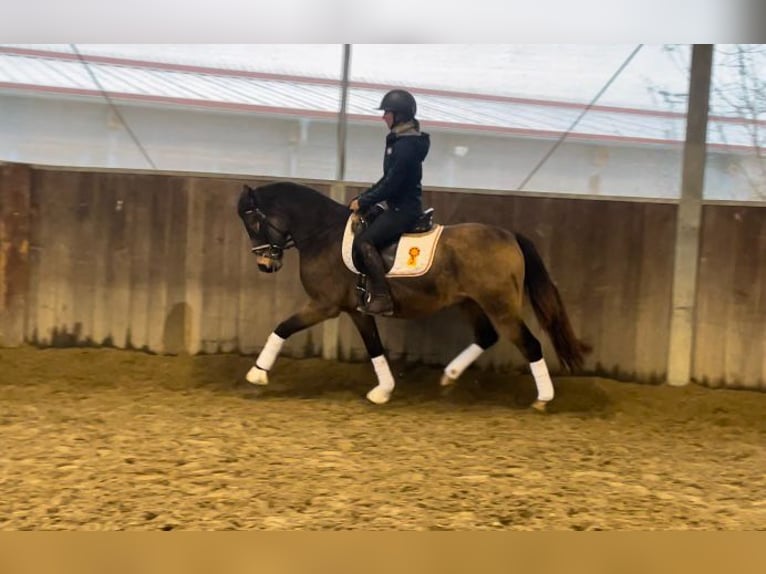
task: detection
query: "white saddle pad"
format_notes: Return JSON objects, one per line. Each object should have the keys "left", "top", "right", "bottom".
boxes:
{"left": 341, "top": 215, "right": 444, "bottom": 278}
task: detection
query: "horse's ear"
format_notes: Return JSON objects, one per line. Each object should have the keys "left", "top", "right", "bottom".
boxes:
{"left": 238, "top": 184, "right": 256, "bottom": 215}
{"left": 243, "top": 184, "right": 258, "bottom": 205}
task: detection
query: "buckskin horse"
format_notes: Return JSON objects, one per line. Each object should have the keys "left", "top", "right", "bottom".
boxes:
{"left": 237, "top": 182, "right": 591, "bottom": 411}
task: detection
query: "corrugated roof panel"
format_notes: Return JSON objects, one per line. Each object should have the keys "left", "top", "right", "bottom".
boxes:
{"left": 0, "top": 55, "right": 94, "bottom": 89}
{"left": 0, "top": 51, "right": 759, "bottom": 150}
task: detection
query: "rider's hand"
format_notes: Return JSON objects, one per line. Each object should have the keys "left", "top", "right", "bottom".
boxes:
{"left": 349, "top": 198, "right": 360, "bottom": 213}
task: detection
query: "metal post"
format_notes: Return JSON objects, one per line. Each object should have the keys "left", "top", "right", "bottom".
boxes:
{"left": 323, "top": 44, "right": 352, "bottom": 361}
{"left": 335, "top": 44, "right": 351, "bottom": 183}
{"left": 667, "top": 44, "right": 714, "bottom": 386}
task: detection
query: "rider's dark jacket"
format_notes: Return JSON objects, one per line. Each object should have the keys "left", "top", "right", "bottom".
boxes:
{"left": 356, "top": 121, "right": 430, "bottom": 216}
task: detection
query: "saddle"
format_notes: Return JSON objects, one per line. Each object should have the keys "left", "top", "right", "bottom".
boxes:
{"left": 341, "top": 205, "right": 444, "bottom": 279}
{"left": 339, "top": 205, "right": 443, "bottom": 311}
{"left": 356, "top": 205, "right": 436, "bottom": 271}
{"left": 362, "top": 204, "right": 436, "bottom": 234}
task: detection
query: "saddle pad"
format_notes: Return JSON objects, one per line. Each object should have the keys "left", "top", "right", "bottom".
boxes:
{"left": 341, "top": 215, "right": 444, "bottom": 278}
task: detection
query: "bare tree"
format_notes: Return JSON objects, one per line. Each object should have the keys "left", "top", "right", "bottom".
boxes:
{"left": 659, "top": 44, "right": 766, "bottom": 200}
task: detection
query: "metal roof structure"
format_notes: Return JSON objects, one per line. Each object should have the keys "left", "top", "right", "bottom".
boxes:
{"left": 0, "top": 46, "right": 760, "bottom": 152}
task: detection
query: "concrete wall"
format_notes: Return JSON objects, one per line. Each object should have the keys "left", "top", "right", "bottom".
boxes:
{"left": 2, "top": 162, "right": 764, "bottom": 389}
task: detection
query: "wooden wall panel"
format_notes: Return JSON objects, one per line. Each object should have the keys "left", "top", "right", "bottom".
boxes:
{"left": 2, "top": 164, "right": 763, "bottom": 390}
{"left": 197, "top": 177, "right": 229, "bottom": 354}
{"left": 85, "top": 173, "right": 113, "bottom": 347}
{"left": 633, "top": 203, "right": 676, "bottom": 382}
{"left": 0, "top": 163, "right": 31, "bottom": 346}
{"left": 182, "top": 178, "right": 206, "bottom": 355}
{"left": 126, "top": 174, "right": 154, "bottom": 351}
{"left": 694, "top": 205, "right": 766, "bottom": 390}
{"left": 29, "top": 170, "right": 79, "bottom": 345}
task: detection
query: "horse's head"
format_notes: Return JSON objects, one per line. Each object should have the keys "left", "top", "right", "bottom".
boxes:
{"left": 237, "top": 184, "right": 292, "bottom": 273}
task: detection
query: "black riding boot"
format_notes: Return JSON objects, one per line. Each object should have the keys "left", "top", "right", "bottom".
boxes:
{"left": 358, "top": 243, "right": 394, "bottom": 316}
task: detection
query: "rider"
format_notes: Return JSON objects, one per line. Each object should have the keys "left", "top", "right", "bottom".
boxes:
{"left": 349, "top": 88, "right": 431, "bottom": 315}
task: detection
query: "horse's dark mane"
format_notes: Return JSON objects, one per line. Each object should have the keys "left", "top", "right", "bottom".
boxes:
{"left": 254, "top": 181, "right": 348, "bottom": 222}
{"left": 250, "top": 182, "right": 349, "bottom": 251}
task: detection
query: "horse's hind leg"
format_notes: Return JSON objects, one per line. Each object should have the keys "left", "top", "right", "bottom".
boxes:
{"left": 473, "top": 293, "right": 554, "bottom": 410}
{"left": 511, "top": 320, "right": 554, "bottom": 411}
{"left": 441, "top": 300, "right": 499, "bottom": 387}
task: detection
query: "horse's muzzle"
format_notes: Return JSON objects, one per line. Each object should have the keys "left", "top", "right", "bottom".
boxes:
{"left": 256, "top": 255, "right": 282, "bottom": 273}
{"left": 252, "top": 243, "right": 284, "bottom": 273}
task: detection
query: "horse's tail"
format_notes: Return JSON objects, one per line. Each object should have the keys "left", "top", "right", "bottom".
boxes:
{"left": 515, "top": 233, "right": 592, "bottom": 372}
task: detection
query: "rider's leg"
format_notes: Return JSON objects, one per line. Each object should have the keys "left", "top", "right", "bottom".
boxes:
{"left": 356, "top": 241, "right": 394, "bottom": 315}
{"left": 352, "top": 209, "right": 417, "bottom": 316}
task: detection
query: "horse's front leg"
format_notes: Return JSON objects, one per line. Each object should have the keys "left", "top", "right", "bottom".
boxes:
{"left": 246, "top": 301, "right": 338, "bottom": 385}
{"left": 347, "top": 311, "right": 395, "bottom": 405}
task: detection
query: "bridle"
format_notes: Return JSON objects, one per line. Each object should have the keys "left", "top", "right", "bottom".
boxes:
{"left": 240, "top": 185, "right": 344, "bottom": 260}
{"left": 243, "top": 205, "right": 295, "bottom": 258}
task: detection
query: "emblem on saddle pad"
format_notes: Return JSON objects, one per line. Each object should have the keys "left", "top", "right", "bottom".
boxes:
{"left": 342, "top": 215, "right": 444, "bottom": 278}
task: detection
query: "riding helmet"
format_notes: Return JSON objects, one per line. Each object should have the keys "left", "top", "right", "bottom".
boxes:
{"left": 377, "top": 89, "right": 417, "bottom": 120}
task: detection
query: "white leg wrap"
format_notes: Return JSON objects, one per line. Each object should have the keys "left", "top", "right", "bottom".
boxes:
{"left": 255, "top": 332, "right": 285, "bottom": 371}
{"left": 366, "top": 355, "right": 395, "bottom": 405}
{"left": 444, "top": 343, "right": 484, "bottom": 381}
{"left": 246, "top": 332, "right": 285, "bottom": 384}
{"left": 530, "top": 358, "right": 554, "bottom": 402}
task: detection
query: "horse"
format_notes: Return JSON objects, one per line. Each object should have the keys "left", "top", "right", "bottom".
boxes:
{"left": 236, "top": 181, "right": 591, "bottom": 411}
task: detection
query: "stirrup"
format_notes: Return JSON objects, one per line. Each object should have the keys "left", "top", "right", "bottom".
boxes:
{"left": 357, "top": 292, "right": 394, "bottom": 316}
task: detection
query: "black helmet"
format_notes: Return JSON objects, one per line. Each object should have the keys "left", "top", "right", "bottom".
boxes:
{"left": 377, "top": 89, "right": 417, "bottom": 119}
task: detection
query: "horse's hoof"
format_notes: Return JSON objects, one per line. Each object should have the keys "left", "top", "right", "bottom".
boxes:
{"left": 366, "top": 386, "right": 392, "bottom": 405}
{"left": 530, "top": 400, "right": 548, "bottom": 413}
{"left": 246, "top": 366, "right": 269, "bottom": 386}
{"left": 440, "top": 373, "right": 457, "bottom": 387}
